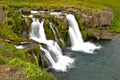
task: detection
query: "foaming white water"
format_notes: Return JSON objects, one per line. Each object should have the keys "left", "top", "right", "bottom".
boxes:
{"left": 15, "top": 45, "right": 25, "bottom": 49}
{"left": 40, "top": 46, "right": 56, "bottom": 65}
{"left": 50, "top": 12, "right": 63, "bottom": 16}
{"left": 30, "top": 18, "right": 47, "bottom": 43}
{"left": 44, "top": 40, "right": 74, "bottom": 71}
{"left": 31, "top": 10, "right": 39, "bottom": 14}
{"left": 67, "top": 14, "right": 101, "bottom": 53}
{"left": 30, "top": 17, "right": 74, "bottom": 71}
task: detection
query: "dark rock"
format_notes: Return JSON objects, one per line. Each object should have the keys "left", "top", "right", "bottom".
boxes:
{"left": 22, "top": 17, "right": 32, "bottom": 37}
{"left": 16, "top": 41, "right": 39, "bottom": 50}
{"left": 0, "top": 6, "right": 6, "bottom": 25}
{"left": 20, "top": 7, "right": 31, "bottom": 15}
{"left": 33, "top": 6, "right": 43, "bottom": 11}
{"left": 43, "top": 8, "right": 50, "bottom": 11}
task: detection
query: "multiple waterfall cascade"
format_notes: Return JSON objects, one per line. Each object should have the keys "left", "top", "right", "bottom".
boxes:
{"left": 67, "top": 14, "right": 101, "bottom": 53}
{"left": 29, "top": 14, "right": 74, "bottom": 71}
{"left": 17, "top": 11, "right": 101, "bottom": 72}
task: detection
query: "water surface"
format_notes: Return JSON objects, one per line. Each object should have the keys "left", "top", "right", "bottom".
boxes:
{"left": 55, "top": 36, "right": 120, "bottom": 80}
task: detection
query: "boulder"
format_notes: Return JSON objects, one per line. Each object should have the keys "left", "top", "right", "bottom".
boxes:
{"left": 81, "top": 8, "right": 114, "bottom": 28}
{"left": 99, "top": 11, "right": 114, "bottom": 26}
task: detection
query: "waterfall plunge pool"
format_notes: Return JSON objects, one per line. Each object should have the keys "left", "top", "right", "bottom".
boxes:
{"left": 21, "top": 11, "right": 119, "bottom": 80}
{"left": 53, "top": 36, "right": 120, "bottom": 80}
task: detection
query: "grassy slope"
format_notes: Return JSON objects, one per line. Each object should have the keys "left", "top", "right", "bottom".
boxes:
{"left": 0, "top": 0, "right": 119, "bottom": 32}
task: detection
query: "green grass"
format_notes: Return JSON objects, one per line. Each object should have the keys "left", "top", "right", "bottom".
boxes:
{"left": 0, "top": 0, "right": 120, "bottom": 32}
{"left": 0, "top": 40, "right": 28, "bottom": 62}
{"left": 9, "top": 58, "right": 57, "bottom": 80}
{"left": 0, "top": 27, "right": 22, "bottom": 41}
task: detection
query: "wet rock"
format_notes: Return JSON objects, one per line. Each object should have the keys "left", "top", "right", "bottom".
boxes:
{"left": 22, "top": 17, "right": 32, "bottom": 37}
{"left": 16, "top": 41, "right": 39, "bottom": 50}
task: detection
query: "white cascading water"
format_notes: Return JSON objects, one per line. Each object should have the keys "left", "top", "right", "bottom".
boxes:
{"left": 49, "top": 22, "right": 58, "bottom": 42}
{"left": 40, "top": 45, "right": 56, "bottom": 65}
{"left": 66, "top": 14, "right": 101, "bottom": 53}
{"left": 30, "top": 18, "right": 47, "bottom": 43}
{"left": 30, "top": 17, "right": 74, "bottom": 72}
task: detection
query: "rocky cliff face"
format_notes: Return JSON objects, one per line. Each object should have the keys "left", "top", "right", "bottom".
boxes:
{"left": 0, "top": 6, "right": 114, "bottom": 40}
{"left": 80, "top": 8, "right": 114, "bottom": 40}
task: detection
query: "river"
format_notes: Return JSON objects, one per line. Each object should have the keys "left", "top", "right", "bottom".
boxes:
{"left": 54, "top": 36, "right": 120, "bottom": 80}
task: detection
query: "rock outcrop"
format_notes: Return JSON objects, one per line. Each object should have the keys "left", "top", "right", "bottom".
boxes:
{"left": 91, "top": 30, "right": 113, "bottom": 40}
{"left": 0, "top": 6, "right": 114, "bottom": 40}
{"left": 81, "top": 8, "right": 114, "bottom": 28}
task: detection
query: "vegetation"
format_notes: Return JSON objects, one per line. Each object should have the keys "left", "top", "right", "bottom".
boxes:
{"left": 0, "top": 0, "right": 119, "bottom": 32}
{"left": 0, "top": 40, "right": 56, "bottom": 80}
{"left": 0, "top": 40, "right": 28, "bottom": 62}
{"left": 0, "top": 0, "right": 120, "bottom": 80}
{"left": 9, "top": 58, "right": 56, "bottom": 80}
{"left": 88, "top": 0, "right": 120, "bottom": 32}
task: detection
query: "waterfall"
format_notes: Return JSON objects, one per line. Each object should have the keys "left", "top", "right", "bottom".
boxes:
{"left": 40, "top": 45, "right": 56, "bottom": 66}
{"left": 67, "top": 14, "right": 100, "bottom": 53}
{"left": 30, "top": 17, "right": 74, "bottom": 72}
{"left": 49, "top": 22, "right": 58, "bottom": 42}
{"left": 29, "top": 18, "right": 47, "bottom": 43}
